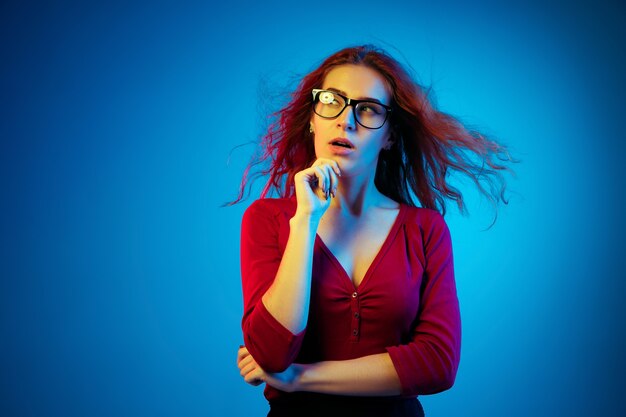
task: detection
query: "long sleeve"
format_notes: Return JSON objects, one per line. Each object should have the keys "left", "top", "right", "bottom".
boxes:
{"left": 385, "top": 211, "right": 462, "bottom": 396}
{"left": 240, "top": 199, "right": 306, "bottom": 372}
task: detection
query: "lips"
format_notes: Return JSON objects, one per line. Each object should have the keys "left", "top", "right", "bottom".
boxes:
{"left": 327, "top": 137, "right": 355, "bottom": 156}
{"left": 328, "top": 138, "right": 355, "bottom": 149}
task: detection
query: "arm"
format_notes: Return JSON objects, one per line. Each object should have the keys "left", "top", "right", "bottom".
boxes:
{"left": 238, "top": 347, "right": 401, "bottom": 395}
{"left": 260, "top": 213, "right": 318, "bottom": 335}
{"left": 241, "top": 159, "right": 341, "bottom": 372}
{"left": 240, "top": 202, "right": 314, "bottom": 373}
{"left": 295, "top": 353, "right": 402, "bottom": 395}
{"left": 385, "top": 211, "right": 462, "bottom": 395}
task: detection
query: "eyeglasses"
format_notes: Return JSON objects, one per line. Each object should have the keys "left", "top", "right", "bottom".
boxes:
{"left": 312, "top": 89, "right": 392, "bottom": 129}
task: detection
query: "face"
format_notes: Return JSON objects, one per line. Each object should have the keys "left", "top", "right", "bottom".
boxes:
{"left": 310, "top": 64, "right": 392, "bottom": 176}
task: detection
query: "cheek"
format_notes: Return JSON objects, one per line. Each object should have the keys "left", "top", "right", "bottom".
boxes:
{"left": 312, "top": 120, "right": 332, "bottom": 146}
{"left": 362, "top": 133, "right": 388, "bottom": 154}
{"left": 312, "top": 131, "right": 327, "bottom": 157}
{"left": 312, "top": 117, "right": 330, "bottom": 134}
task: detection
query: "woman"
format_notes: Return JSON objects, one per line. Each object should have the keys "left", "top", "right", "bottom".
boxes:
{"left": 234, "top": 45, "right": 512, "bottom": 416}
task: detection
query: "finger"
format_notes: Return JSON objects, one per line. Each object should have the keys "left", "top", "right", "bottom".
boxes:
{"left": 245, "top": 376, "right": 264, "bottom": 386}
{"left": 237, "top": 346, "right": 249, "bottom": 363}
{"left": 314, "top": 163, "right": 336, "bottom": 198}
{"left": 313, "top": 159, "right": 341, "bottom": 195}
{"left": 238, "top": 354, "right": 254, "bottom": 371}
{"left": 244, "top": 368, "right": 266, "bottom": 384}
{"left": 321, "top": 163, "right": 339, "bottom": 197}
{"left": 332, "top": 160, "right": 341, "bottom": 176}
{"left": 313, "top": 166, "right": 329, "bottom": 197}
{"left": 240, "top": 360, "right": 258, "bottom": 377}
{"left": 249, "top": 379, "right": 264, "bottom": 386}
{"left": 316, "top": 158, "right": 341, "bottom": 177}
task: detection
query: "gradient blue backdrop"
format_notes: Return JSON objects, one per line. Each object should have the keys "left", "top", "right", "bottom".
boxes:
{"left": 1, "top": 0, "right": 625, "bottom": 416}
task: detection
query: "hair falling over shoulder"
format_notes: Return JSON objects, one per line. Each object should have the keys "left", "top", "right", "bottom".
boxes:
{"left": 227, "top": 44, "right": 517, "bottom": 220}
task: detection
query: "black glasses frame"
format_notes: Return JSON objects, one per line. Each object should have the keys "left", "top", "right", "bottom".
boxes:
{"left": 312, "top": 89, "right": 392, "bottom": 129}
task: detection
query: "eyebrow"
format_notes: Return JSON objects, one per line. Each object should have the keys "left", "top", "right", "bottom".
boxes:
{"left": 326, "top": 87, "right": 386, "bottom": 105}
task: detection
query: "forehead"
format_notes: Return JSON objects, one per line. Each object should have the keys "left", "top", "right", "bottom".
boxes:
{"left": 321, "top": 64, "right": 390, "bottom": 102}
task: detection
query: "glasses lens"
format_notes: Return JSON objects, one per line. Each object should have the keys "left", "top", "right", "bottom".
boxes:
{"left": 314, "top": 91, "right": 345, "bottom": 118}
{"left": 354, "top": 102, "right": 387, "bottom": 129}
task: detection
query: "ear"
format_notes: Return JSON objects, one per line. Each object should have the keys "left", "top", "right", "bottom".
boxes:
{"left": 383, "top": 124, "right": 399, "bottom": 150}
{"left": 383, "top": 137, "right": 394, "bottom": 150}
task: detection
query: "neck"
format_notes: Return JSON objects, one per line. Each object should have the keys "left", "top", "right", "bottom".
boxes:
{"left": 329, "top": 170, "right": 389, "bottom": 216}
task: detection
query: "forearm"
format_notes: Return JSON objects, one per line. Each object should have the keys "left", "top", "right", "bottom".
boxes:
{"left": 261, "top": 213, "right": 318, "bottom": 334}
{"left": 296, "top": 353, "right": 402, "bottom": 396}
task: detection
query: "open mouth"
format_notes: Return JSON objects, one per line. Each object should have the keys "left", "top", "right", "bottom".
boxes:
{"left": 329, "top": 139, "right": 354, "bottom": 149}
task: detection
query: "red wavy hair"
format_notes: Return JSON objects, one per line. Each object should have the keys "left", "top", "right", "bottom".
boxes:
{"left": 229, "top": 45, "right": 514, "bottom": 216}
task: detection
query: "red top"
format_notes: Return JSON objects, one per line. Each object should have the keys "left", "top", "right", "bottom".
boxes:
{"left": 240, "top": 197, "right": 461, "bottom": 400}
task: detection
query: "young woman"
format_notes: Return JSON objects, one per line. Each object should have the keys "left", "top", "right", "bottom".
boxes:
{"left": 234, "top": 45, "right": 512, "bottom": 417}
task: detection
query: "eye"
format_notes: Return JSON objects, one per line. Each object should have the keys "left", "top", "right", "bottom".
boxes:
{"left": 358, "top": 103, "right": 384, "bottom": 115}
{"left": 319, "top": 91, "right": 335, "bottom": 105}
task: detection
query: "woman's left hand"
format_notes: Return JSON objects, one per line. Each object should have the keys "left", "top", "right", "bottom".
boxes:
{"left": 237, "top": 345, "right": 305, "bottom": 393}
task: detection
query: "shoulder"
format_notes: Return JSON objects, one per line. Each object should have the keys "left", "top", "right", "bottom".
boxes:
{"left": 242, "top": 197, "right": 297, "bottom": 222}
{"left": 401, "top": 205, "right": 451, "bottom": 244}
{"left": 241, "top": 197, "right": 296, "bottom": 247}
{"left": 402, "top": 205, "right": 448, "bottom": 229}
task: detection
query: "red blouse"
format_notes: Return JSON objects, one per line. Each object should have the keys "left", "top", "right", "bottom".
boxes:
{"left": 240, "top": 197, "right": 461, "bottom": 400}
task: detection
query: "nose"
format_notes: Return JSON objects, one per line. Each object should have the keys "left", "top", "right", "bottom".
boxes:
{"left": 336, "top": 105, "right": 356, "bottom": 130}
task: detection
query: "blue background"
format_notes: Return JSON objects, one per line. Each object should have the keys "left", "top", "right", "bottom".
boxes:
{"left": 1, "top": 0, "right": 625, "bottom": 416}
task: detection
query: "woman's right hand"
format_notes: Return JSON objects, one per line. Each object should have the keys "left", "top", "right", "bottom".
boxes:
{"left": 293, "top": 158, "right": 341, "bottom": 221}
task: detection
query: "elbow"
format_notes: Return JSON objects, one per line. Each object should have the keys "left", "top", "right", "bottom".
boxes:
{"left": 406, "top": 362, "right": 458, "bottom": 396}
{"left": 427, "top": 366, "right": 458, "bottom": 394}
{"left": 247, "top": 343, "right": 295, "bottom": 373}
{"left": 242, "top": 328, "right": 303, "bottom": 373}
{"left": 241, "top": 303, "right": 306, "bottom": 373}
{"left": 394, "top": 342, "right": 460, "bottom": 396}
{"left": 420, "top": 349, "right": 460, "bottom": 394}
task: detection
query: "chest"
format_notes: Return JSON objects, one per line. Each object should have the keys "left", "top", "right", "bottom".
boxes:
{"left": 306, "top": 212, "right": 424, "bottom": 349}
{"left": 316, "top": 209, "right": 399, "bottom": 289}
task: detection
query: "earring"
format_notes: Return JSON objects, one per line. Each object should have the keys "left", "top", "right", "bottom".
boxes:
{"left": 309, "top": 125, "right": 314, "bottom": 133}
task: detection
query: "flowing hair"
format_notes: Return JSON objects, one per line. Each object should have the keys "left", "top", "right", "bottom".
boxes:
{"left": 228, "top": 45, "right": 515, "bottom": 218}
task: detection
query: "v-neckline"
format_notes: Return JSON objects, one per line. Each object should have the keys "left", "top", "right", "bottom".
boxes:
{"left": 315, "top": 204, "right": 406, "bottom": 292}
